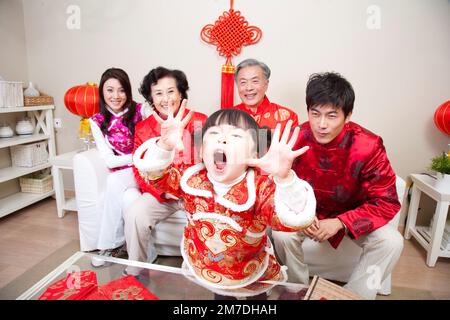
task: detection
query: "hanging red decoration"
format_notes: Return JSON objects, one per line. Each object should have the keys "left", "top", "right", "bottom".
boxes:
{"left": 64, "top": 82, "right": 100, "bottom": 143}
{"left": 201, "top": 0, "right": 262, "bottom": 108}
{"left": 64, "top": 82, "right": 99, "bottom": 118}
{"left": 434, "top": 100, "right": 450, "bottom": 136}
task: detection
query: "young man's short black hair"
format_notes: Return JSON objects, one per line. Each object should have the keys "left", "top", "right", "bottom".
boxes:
{"left": 306, "top": 72, "right": 355, "bottom": 117}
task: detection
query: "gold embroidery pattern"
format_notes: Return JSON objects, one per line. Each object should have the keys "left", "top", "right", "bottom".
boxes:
{"left": 187, "top": 170, "right": 213, "bottom": 193}
{"left": 180, "top": 168, "right": 287, "bottom": 291}
{"left": 139, "top": 169, "right": 165, "bottom": 182}
{"left": 113, "top": 286, "right": 144, "bottom": 300}
{"left": 274, "top": 109, "right": 290, "bottom": 122}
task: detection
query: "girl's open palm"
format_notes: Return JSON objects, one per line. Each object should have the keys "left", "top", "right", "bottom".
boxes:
{"left": 246, "top": 120, "right": 309, "bottom": 180}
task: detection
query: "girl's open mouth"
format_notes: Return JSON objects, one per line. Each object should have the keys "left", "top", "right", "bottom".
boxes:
{"left": 213, "top": 149, "right": 227, "bottom": 171}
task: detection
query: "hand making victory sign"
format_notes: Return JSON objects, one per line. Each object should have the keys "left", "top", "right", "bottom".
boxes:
{"left": 245, "top": 120, "right": 309, "bottom": 184}
{"left": 154, "top": 99, "right": 193, "bottom": 152}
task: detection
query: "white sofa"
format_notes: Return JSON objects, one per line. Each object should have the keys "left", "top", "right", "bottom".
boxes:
{"left": 73, "top": 148, "right": 185, "bottom": 255}
{"left": 73, "top": 148, "right": 405, "bottom": 295}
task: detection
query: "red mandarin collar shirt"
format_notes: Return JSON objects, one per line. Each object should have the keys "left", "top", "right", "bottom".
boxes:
{"left": 293, "top": 121, "right": 400, "bottom": 248}
{"left": 234, "top": 96, "right": 299, "bottom": 131}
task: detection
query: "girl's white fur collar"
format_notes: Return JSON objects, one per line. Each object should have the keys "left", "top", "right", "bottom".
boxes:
{"left": 180, "top": 163, "right": 256, "bottom": 212}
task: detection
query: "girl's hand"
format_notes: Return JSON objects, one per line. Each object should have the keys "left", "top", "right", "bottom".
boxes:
{"left": 245, "top": 120, "right": 309, "bottom": 183}
{"left": 153, "top": 99, "right": 193, "bottom": 151}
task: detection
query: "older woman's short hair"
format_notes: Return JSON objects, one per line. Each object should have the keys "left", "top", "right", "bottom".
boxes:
{"left": 139, "top": 66, "right": 189, "bottom": 106}
{"left": 234, "top": 59, "right": 271, "bottom": 82}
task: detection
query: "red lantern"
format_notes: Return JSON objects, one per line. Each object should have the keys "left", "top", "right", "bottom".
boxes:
{"left": 434, "top": 100, "right": 450, "bottom": 136}
{"left": 64, "top": 82, "right": 99, "bottom": 118}
{"left": 64, "top": 82, "right": 100, "bottom": 144}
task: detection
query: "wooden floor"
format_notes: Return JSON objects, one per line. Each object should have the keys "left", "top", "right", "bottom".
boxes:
{"left": 0, "top": 197, "right": 79, "bottom": 290}
{"left": 0, "top": 197, "right": 449, "bottom": 299}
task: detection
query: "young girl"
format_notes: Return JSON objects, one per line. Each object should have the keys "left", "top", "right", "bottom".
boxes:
{"left": 89, "top": 68, "right": 145, "bottom": 265}
{"left": 133, "top": 103, "right": 316, "bottom": 297}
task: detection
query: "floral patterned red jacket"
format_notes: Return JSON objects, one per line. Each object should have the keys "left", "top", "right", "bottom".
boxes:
{"left": 292, "top": 121, "right": 400, "bottom": 249}
{"left": 133, "top": 138, "right": 316, "bottom": 297}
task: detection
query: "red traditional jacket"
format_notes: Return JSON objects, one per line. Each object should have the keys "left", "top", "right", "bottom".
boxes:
{"left": 292, "top": 121, "right": 400, "bottom": 249}
{"left": 132, "top": 108, "right": 207, "bottom": 202}
{"left": 134, "top": 145, "right": 316, "bottom": 296}
{"left": 234, "top": 96, "right": 299, "bottom": 131}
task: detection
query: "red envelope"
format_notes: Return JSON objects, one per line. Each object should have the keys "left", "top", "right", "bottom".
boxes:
{"left": 85, "top": 275, "right": 158, "bottom": 300}
{"left": 38, "top": 271, "right": 98, "bottom": 300}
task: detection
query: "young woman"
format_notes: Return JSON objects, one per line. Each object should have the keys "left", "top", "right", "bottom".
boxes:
{"left": 89, "top": 68, "right": 145, "bottom": 265}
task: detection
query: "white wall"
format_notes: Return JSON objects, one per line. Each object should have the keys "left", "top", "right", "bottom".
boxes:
{"left": 0, "top": 0, "right": 29, "bottom": 198}
{"left": 13, "top": 0, "right": 450, "bottom": 195}
{"left": 0, "top": 0, "right": 28, "bottom": 83}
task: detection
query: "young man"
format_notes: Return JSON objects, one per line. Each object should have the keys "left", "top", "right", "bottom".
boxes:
{"left": 234, "top": 59, "right": 298, "bottom": 131}
{"left": 272, "top": 72, "right": 404, "bottom": 300}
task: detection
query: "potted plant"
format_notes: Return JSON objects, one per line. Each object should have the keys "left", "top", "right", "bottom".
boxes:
{"left": 430, "top": 151, "right": 450, "bottom": 190}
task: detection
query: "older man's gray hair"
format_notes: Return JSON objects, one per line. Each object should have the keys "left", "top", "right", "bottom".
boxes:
{"left": 234, "top": 59, "right": 271, "bottom": 82}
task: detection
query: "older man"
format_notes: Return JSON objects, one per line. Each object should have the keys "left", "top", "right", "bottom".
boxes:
{"left": 272, "top": 72, "right": 404, "bottom": 300}
{"left": 233, "top": 59, "right": 298, "bottom": 130}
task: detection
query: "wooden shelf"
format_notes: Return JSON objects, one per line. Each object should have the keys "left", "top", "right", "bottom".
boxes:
{"left": 0, "top": 105, "right": 56, "bottom": 219}
{"left": 416, "top": 226, "right": 450, "bottom": 253}
{"left": 0, "top": 105, "right": 54, "bottom": 113}
{"left": 0, "top": 134, "right": 50, "bottom": 149}
{"left": 0, "top": 190, "right": 55, "bottom": 219}
{"left": 0, "top": 162, "right": 52, "bottom": 184}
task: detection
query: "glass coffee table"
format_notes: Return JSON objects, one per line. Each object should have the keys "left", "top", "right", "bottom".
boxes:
{"left": 17, "top": 252, "right": 307, "bottom": 300}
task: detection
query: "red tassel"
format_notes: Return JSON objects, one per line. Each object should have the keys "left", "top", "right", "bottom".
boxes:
{"left": 221, "top": 64, "right": 235, "bottom": 109}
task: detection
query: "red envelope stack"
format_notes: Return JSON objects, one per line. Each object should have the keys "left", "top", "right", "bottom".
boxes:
{"left": 38, "top": 271, "right": 158, "bottom": 300}
{"left": 86, "top": 275, "right": 158, "bottom": 300}
{"left": 38, "top": 270, "right": 97, "bottom": 300}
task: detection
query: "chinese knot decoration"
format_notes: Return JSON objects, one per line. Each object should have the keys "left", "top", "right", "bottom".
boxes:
{"left": 64, "top": 82, "right": 100, "bottom": 145}
{"left": 434, "top": 100, "right": 450, "bottom": 136}
{"left": 201, "top": 0, "right": 262, "bottom": 108}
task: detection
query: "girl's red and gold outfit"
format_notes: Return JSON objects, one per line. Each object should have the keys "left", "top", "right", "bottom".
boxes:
{"left": 134, "top": 138, "right": 316, "bottom": 297}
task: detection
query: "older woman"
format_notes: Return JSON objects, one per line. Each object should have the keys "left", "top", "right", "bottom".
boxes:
{"left": 123, "top": 67, "right": 207, "bottom": 275}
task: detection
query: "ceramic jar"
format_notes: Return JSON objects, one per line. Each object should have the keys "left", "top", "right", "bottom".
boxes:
{"left": 15, "top": 118, "right": 34, "bottom": 135}
{"left": 0, "top": 123, "right": 14, "bottom": 138}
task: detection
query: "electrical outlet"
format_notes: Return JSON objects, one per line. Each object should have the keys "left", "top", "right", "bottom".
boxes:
{"left": 54, "top": 118, "right": 62, "bottom": 128}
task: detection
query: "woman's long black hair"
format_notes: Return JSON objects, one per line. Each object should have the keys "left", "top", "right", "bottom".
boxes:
{"left": 98, "top": 68, "right": 138, "bottom": 137}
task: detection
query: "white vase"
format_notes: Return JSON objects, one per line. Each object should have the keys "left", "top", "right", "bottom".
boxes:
{"left": 0, "top": 124, "right": 14, "bottom": 138}
{"left": 23, "top": 82, "right": 39, "bottom": 97}
{"left": 15, "top": 118, "right": 34, "bottom": 135}
{"left": 435, "top": 173, "right": 450, "bottom": 192}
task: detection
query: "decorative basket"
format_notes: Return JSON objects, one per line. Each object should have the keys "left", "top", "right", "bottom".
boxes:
{"left": 0, "top": 81, "right": 24, "bottom": 108}
{"left": 19, "top": 172, "right": 53, "bottom": 194}
{"left": 24, "top": 92, "right": 54, "bottom": 106}
{"left": 10, "top": 141, "right": 49, "bottom": 167}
